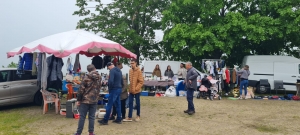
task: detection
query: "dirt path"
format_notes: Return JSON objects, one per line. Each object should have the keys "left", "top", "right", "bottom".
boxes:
{"left": 1, "top": 97, "right": 300, "bottom": 135}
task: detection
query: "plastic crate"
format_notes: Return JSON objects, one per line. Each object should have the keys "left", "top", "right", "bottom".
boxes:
{"left": 141, "top": 91, "right": 149, "bottom": 96}
{"left": 148, "top": 92, "right": 155, "bottom": 96}
{"left": 62, "top": 80, "right": 68, "bottom": 94}
{"left": 179, "top": 90, "right": 187, "bottom": 96}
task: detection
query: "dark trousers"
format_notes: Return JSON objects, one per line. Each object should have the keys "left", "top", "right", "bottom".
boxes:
{"left": 178, "top": 78, "right": 184, "bottom": 80}
{"left": 186, "top": 88, "right": 195, "bottom": 111}
{"left": 103, "top": 89, "right": 122, "bottom": 121}
{"left": 223, "top": 80, "right": 229, "bottom": 93}
{"left": 76, "top": 103, "right": 97, "bottom": 134}
{"left": 240, "top": 80, "right": 249, "bottom": 96}
{"left": 112, "top": 98, "right": 127, "bottom": 119}
{"left": 128, "top": 93, "right": 140, "bottom": 118}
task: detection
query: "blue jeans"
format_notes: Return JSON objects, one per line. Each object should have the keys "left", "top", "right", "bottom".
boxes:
{"left": 128, "top": 93, "right": 140, "bottom": 118}
{"left": 240, "top": 80, "right": 249, "bottom": 96}
{"left": 103, "top": 88, "right": 122, "bottom": 121}
{"left": 76, "top": 103, "right": 97, "bottom": 134}
{"left": 186, "top": 88, "right": 195, "bottom": 111}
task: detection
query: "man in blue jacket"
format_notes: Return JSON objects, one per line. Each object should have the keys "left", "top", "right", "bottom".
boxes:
{"left": 98, "top": 62, "right": 123, "bottom": 125}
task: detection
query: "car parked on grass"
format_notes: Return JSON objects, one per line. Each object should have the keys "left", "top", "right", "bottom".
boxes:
{"left": 0, "top": 68, "right": 42, "bottom": 107}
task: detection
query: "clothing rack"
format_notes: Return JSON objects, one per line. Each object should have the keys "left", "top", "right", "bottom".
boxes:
{"left": 202, "top": 59, "right": 222, "bottom": 62}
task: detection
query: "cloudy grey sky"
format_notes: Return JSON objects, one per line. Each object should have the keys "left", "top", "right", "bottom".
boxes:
{"left": 0, "top": 0, "right": 163, "bottom": 75}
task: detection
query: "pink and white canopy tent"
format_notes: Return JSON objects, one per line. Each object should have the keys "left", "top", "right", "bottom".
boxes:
{"left": 7, "top": 29, "right": 136, "bottom": 59}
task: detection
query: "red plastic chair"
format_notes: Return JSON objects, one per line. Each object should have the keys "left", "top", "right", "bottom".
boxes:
{"left": 67, "top": 83, "right": 77, "bottom": 100}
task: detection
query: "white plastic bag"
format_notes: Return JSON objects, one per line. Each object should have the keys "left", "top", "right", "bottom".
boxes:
{"left": 193, "top": 91, "right": 199, "bottom": 97}
{"left": 165, "top": 86, "right": 176, "bottom": 97}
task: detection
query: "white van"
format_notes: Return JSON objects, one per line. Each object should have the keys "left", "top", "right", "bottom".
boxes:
{"left": 143, "top": 61, "right": 205, "bottom": 79}
{"left": 241, "top": 55, "right": 300, "bottom": 93}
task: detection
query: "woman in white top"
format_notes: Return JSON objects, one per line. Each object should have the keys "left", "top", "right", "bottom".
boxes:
{"left": 177, "top": 63, "right": 187, "bottom": 80}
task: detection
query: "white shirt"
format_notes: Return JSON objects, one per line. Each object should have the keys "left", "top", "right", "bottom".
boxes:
{"left": 177, "top": 68, "right": 187, "bottom": 79}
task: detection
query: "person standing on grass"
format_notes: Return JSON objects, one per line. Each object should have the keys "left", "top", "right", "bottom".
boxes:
{"left": 224, "top": 66, "right": 231, "bottom": 96}
{"left": 109, "top": 62, "right": 128, "bottom": 120}
{"left": 183, "top": 62, "right": 198, "bottom": 115}
{"left": 237, "top": 65, "right": 250, "bottom": 99}
{"left": 177, "top": 63, "right": 187, "bottom": 80}
{"left": 74, "top": 64, "right": 101, "bottom": 135}
{"left": 98, "top": 62, "right": 123, "bottom": 125}
{"left": 123, "top": 59, "right": 144, "bottom": 122}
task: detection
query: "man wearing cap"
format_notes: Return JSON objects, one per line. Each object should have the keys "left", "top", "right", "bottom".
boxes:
{"left": 98, "top": 62, "right": 123, "bottom": 125}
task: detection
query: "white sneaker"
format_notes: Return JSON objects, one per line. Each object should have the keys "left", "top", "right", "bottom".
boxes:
{"left": 238, "top": 97, "right": 242, "bottom": 100}
{"left": 123, "top": 118, "right": 133, "bottom": 122}
{"left": 135, "top": 116, "right": 140, "bottom": 121}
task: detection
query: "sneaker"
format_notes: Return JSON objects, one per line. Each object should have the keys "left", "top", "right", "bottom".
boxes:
{"left": 98, "top": 119, "right": 108, "bottom": 125}
{"left": 135, "top": 116, "right": 140, "bottom": 121}
{"left": 184, "top": 110, "right": 189, "bottom": 113}
{"left": 109, "top": 116, "right": 115, "bottom": 120}
{"left": 123, "top": 118, "right": 133, "bottom": 122}
{"left": 238, "top": 97, "right": 242, "bottom": 100}
{"left": 188, "top": 111, "right": 195, "bottom": 115}
{"left": 74, "top": 133, "right": 80, "bottom": 135}
{"left": 113, "top": 119, "right": 122, "bottom": 124}
{"left": 89, "top": 132, "right": 95, "bottom": 135}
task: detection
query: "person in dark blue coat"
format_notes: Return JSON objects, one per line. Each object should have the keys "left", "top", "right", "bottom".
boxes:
{"left": 98, "top": 62, "right": 123, "bottom": 125}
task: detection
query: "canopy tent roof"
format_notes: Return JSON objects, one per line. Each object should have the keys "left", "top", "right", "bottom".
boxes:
{"left": 7, "top": 29, "right": 136, "bottom": 59}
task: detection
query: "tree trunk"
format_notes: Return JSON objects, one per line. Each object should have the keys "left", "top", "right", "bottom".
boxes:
{"left": 134, "top": 45, "right": 140, "bottom": 65}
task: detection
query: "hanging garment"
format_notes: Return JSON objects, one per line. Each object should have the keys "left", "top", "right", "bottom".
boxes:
{"left": 66, "top": 57, "right": 73, "bottom": 74}
{"left": 225, "top": 68, "right": 230, "bottom": 84}
{"left": 213, "top": 62, "right": 218, "bottom": 75}
{"left": 19, "top": 53, "right": 33, "bottom": 70}
{"left": 205, "top": 61, "right": 211, "bottom": 73}
{"left": 41, "top": 53, "right": 48, "bottom": 89}
{"left": 37, "top": 53, "right": 43, "bottom": 82}
{"left": 77, "top": 63, "right": 81, "bottom": 73}
{"left": 215, "top": 61, "right": 219, "bottom": 68}
{"left": 17, "top": 56, "right": 22, "bottom": 70}
{"left": 209, "top": 61, "right": 214, "bottom": 75}
{"left": 16, "top": 56, "right": 23, "bottom": 74}
{"left": 73, "top": 54, "right": 80, "bottom": 72}
{"left": 92, "top": 56, "right": 102, "bottom": 69}
{"left": 232, "top": 69, "right": 237, "bottom": 83}
{"left": 221, "top": 60, "right": 225, "bottom": 68}
{"left": 35, "top": 53, "right": 39, "bottom": 68}
{"left": 31, "top": 53, "right": 38, "bottom": 76}
{"left": 201, "top": 61, "right": 205, "bottom": 71}
{"left": 103, "top": 56, "right": 111, "bottom": 68}
{"left": 46, "top": 55, "right": 64, "bottom": 81}
{"left": 112, "top": 56, "right": 118, "bottom": 66}
{"left": 222, "top": 68, "right": 227, "bottom": 80}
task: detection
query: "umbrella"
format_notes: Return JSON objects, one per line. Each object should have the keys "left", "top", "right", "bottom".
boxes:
{"left": 7, "top": 29, "right": 136, "bottom": 59}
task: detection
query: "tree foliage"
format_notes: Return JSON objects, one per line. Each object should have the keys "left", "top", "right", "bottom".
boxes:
{"left": 162, "top": 0, "right": 300, "bottom": 68}
{"left": 73, "top": 0, "right": 169, "bottom": 64}
{"left": 2, "top": 62, "right": 18, "bottom": 68}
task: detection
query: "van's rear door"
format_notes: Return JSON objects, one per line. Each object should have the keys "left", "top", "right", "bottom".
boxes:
{"left": 274, "top": 62, "right": 297, "bottom": 91}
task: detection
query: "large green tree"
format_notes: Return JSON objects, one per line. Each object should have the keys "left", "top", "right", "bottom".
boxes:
{"left": 73, "top": 0, "right": 169, "bottom": 64}
{"left": 162, "top": 0, "right": 300, "bottom": 68}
